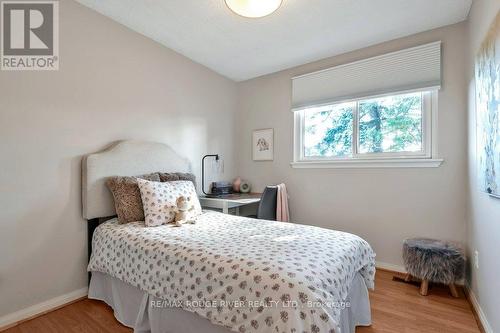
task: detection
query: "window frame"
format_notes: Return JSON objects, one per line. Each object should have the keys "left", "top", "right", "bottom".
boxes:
{"left": 292, "top": 90, "right": 442, "bottom": 168}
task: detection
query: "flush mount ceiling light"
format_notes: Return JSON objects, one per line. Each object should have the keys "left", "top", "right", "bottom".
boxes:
{"left": 225, "top": 0, "right": 282, "bottom": 18}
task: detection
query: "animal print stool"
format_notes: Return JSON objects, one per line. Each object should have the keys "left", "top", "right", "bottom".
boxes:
{"left": 402, "top": 238, "right": 465, "bottom": 297}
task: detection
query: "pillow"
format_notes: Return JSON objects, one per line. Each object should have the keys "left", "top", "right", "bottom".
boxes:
{"left": 158, "top": 172, "right": 180, "bottom": 182}
{"left": 106, "top": 173, "right": 160, "bottom": 224}
{"left": 137, "top": 179, "right": 202, "bottom": 227}
{"left": 159, "top": 172, "right": 196, "bottom": 187}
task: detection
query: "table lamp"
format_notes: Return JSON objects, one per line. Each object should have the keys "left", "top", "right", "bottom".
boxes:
{"left": 201, "top": 154, "right": 223, "bottom": 195}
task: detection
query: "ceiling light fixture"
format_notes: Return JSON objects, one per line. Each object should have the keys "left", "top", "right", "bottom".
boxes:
{"left": 225, "top": 0, "right": 282, "bottom": 18}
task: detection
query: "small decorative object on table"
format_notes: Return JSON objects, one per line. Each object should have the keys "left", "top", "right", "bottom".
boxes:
{"left": 252, "top": 128, "right": 274, "bottom": 161}
{"left": 240, "top": 181, "right": 251, "bottom": 193}
{"left": 402, "top": 238, "right": 465, "bottom": 297}
{"left": 233, "top": 177, "right": 242, "bottom": 192}
{"left": 211, "top": 181, "right": 233, "bottom": 196}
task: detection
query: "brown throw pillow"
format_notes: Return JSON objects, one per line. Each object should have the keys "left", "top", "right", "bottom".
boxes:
{"left": 159, "top": 172, "right": 196, "bottom": 188}
{"left": 158, "top": 172, "right": 180, "bottom": 182}
{"left": 106, "top": 173, "right": 160, "bottom": 224}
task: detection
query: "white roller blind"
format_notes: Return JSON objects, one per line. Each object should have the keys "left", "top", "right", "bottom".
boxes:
{"left": 292, "top": 41, "right": 441, "bottom": 110}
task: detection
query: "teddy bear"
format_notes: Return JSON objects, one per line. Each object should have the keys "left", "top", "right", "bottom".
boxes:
{"left": 174, "top": 196, "right": 196, "bottom": 227}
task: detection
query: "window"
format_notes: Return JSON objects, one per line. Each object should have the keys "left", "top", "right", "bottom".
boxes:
{"left": 293, "top": 90, "right": 442, "bottom": 168}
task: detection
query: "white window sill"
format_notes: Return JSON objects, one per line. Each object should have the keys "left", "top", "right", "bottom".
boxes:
{"left": 290, "top": 158, "right": 444, "bottom": 169}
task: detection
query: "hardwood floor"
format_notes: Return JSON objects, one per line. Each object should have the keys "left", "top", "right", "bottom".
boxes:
{"left": 357, "top": 270, "right": 481, "bottom": 333}
{"left": 3, "top": 270, "right": 481, "bottom": 333}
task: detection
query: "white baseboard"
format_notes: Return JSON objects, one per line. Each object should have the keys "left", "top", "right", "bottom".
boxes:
{"left": 0, "top": 287, "right": 88, "bottom": 331}
{"left": 465, "top": 285, "right": 493, "bottom": 333}
{"left": 376, "top": 261, "right": 406, "bottom": 273}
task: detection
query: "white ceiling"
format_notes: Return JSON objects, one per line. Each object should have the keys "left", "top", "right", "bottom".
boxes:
{"left": 75, "top": 0, "right": 472, "bottom": 82}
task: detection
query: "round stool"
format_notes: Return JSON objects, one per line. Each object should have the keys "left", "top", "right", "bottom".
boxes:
{"left": 403, "top": 238, "right": 465, "bottom": 297}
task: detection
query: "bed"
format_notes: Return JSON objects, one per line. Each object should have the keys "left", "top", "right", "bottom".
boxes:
{"left": 83, "top": 140, "right": 376, "bottom": 333}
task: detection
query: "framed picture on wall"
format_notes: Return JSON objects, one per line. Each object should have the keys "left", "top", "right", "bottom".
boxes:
{"left": 475, "top": 13, "right": 499, "bottom": 198}
{"left": 252, "top": 128, "right": 274, "bottom": 161}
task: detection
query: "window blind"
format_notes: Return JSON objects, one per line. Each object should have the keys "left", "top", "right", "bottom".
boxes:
{"left": 291, "top": 41, "right": 441, "bottom": 110}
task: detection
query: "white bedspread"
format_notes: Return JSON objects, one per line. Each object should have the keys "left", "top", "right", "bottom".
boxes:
{"left": 88, "top": 211, "right": 376, "bottom": 333}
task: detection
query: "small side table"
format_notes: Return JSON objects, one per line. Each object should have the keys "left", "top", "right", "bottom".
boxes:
{"left": 199, "top": 193, "right": 261, "bottom": 215}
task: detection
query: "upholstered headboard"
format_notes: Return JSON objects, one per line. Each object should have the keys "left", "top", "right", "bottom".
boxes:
{"left": 82, "top": 140, "right": 192, "bottom": 220}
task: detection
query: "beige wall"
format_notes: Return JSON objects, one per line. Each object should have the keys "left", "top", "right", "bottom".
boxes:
{"left": 466, "top": 1, "right": 500, "bottom": 332}
{"left": 0, "top": 0, "right": 237, "bottom": 318}
{"left": 236, "top": 23, "right": 468, "bottom": 268}
{"left": 1, "top": 0, "right": 490, "bottom": 327}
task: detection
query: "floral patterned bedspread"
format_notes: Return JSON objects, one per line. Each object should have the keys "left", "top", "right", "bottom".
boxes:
{"left": 88, "top": 211, "right": 375, "bottom": 333}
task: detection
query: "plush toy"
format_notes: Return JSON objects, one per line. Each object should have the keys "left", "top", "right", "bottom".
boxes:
{"left": 174, "top": 196, "right": 196, "bottom": 227}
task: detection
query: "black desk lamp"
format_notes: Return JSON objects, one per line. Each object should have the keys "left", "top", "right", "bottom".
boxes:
{"left": 201, "top": 154, "right": 219, "bottom": 195}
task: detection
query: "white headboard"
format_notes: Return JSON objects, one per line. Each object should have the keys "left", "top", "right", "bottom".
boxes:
{"left": 82, "top": 140, "right": 192, "bottom": 220}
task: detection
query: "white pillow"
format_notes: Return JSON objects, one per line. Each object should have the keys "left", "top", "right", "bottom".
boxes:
{"left": 137, "top": 179, "right": 202, "bottom": 227}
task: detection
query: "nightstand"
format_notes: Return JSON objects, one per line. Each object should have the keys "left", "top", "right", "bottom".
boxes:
{"left": 199, "top": 193, "right": 261, "bottom": 215}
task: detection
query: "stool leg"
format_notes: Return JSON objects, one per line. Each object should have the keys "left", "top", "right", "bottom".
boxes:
{"left": 449, "top": 283, "right": 459, "bottom": 298}
{"left": 420, "top": 279, "right": 429, "bottom": 296}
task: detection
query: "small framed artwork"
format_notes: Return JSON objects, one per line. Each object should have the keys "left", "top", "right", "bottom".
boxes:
{"left": 252, "top": 128, "right": 274, "bottom": 161}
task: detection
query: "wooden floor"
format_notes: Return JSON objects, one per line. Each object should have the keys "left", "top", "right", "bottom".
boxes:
{"left": 357, "top": 270, "right": 481, "bottom": 333}
{"left": 3, "top": 270, "right": 481, "bottom": 333}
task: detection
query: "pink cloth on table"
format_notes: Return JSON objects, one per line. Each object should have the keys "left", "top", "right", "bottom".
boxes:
{"left": 276, "top": 183, "right": 290, "bottom": 222}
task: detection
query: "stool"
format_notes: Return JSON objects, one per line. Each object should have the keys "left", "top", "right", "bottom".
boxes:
{"left": 402, "top": 238, "right": 465, "bottom": 297}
